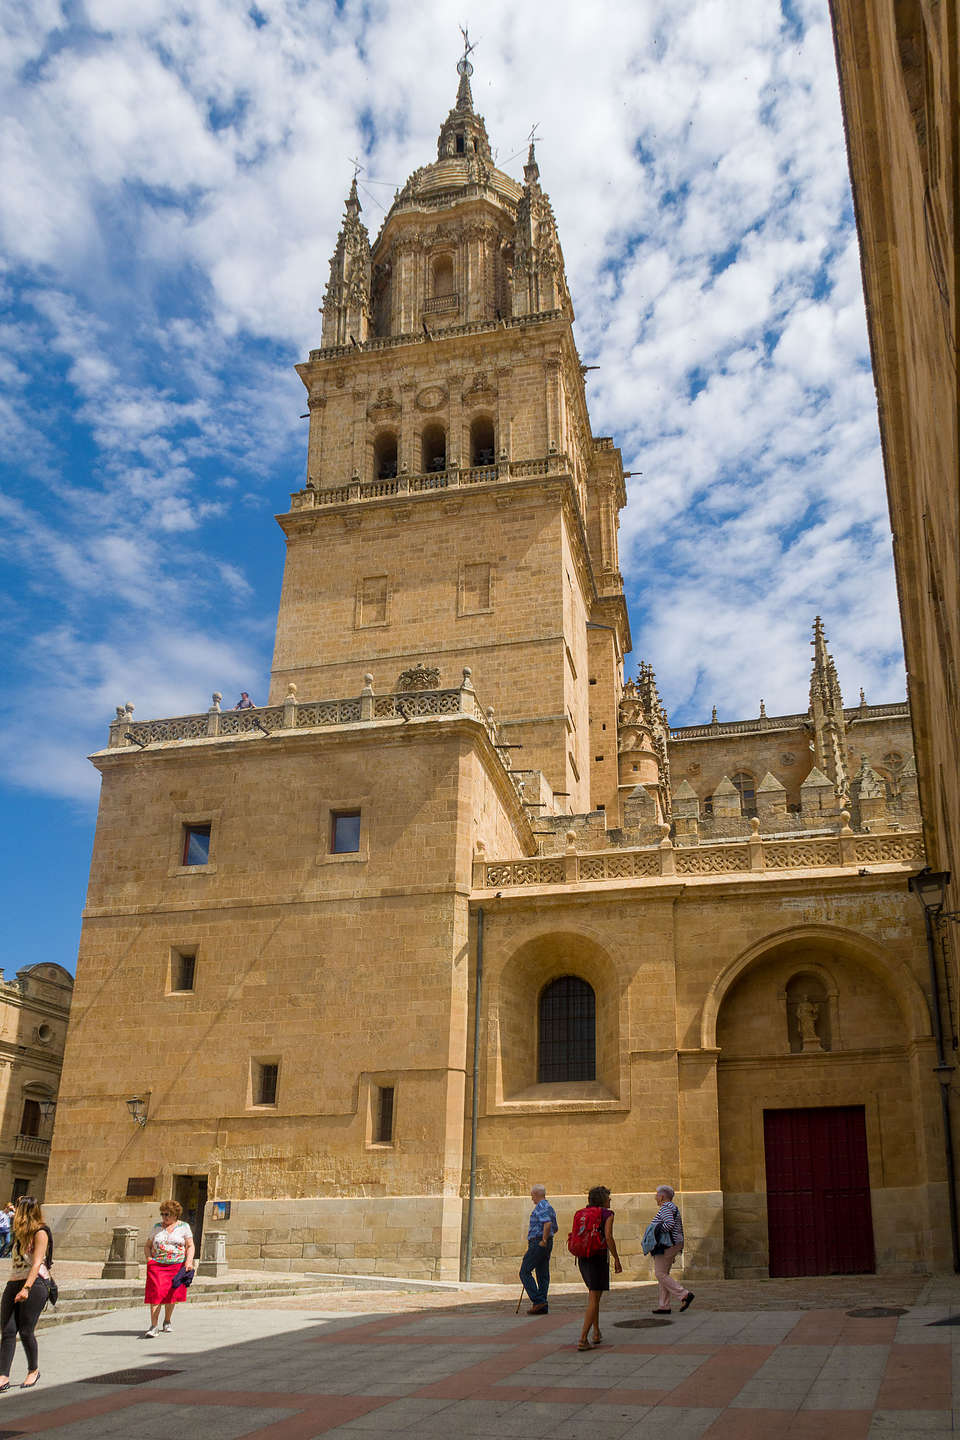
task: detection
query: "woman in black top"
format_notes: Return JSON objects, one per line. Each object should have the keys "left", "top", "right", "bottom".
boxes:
{"left": 0, "top": 1196, "right": 53, "bottom": 1391}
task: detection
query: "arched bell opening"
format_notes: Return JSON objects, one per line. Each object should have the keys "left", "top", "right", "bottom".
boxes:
{"left": 373, "top": 430, "right": 398, "bottom": 481}
{"left": 470, "top": 415, "right": 495, "bottom": 467}
{"left": 421, "top": 423, "right": 447, "bottom": 473}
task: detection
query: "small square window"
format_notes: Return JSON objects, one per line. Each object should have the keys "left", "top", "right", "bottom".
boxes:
{"left": 182, "top": 824, "right": 211, "bottom": 866}
{"left": 172, "top": 950, "right": 196, "bottom": 992}
{"left": 255, "top": 1062, "right": 278, "bottom": 1106}
{"left": 332, "top": 811, "right": 361, "bottom": 854}
{"left": 375, "top": 1085, "right": 395, "bottom": 1144}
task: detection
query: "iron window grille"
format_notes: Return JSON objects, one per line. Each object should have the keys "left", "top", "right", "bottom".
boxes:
{"left": 538, "top": 975, "right": 596, "bottom": 1083}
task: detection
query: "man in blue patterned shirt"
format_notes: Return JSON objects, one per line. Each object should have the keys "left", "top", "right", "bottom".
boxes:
{"left": 519, "top": 1184, "right": 558, "bottom": 1314}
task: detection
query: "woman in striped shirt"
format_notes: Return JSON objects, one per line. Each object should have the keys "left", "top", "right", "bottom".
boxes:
{"left": 651, "top": 1185, "right": 695, "bottom": 1315}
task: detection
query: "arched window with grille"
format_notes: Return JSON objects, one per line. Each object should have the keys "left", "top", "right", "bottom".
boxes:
{"left": 538, "top": 975, "right": 596, "bottom": 1083}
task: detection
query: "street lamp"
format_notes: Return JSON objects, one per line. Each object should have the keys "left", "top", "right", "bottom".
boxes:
{"left": 38, "top": 1099, "right": 56, "bottom": 1124}
{"left": 908, "top": 866, "right": 952, "bottom": 915}
{"left": 126, "top": 1096, "right": 148, "bottom": 1128}
{"left": 908, "top": 866, "right": 960, "bottom": 1271}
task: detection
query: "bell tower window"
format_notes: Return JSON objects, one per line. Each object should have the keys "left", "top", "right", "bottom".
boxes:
{"left": 432, "top": 255, "right": 454, "bottom": 297}
{"left": 373, "top": 430, "right": 398, "bottom": 481}
{"left": 456, "top": 134, "right": 465, "bottom": 154}
{"left": 421, "top": 423, "right": 446, "bottom": 473}
{"left": 470, "top": 416, "right": 495, "bottom": 467}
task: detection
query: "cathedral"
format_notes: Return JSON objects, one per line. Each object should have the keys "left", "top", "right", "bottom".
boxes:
{"left": 45, "top": 54, "right": 949, "bottom": 1282}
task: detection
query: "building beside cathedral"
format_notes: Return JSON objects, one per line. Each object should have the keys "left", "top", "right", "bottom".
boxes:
{"left": 46, "top": 57, "right": 950, "bottom": 1281}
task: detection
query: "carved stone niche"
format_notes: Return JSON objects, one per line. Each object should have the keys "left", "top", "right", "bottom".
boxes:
{"left": 396, "top": 665, "right": 441, "bottom": 692}
{"left": 780, "top": 968, "right": 838, "bottom": 1054}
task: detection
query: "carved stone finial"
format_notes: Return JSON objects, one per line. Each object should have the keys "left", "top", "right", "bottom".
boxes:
{"left": 211, "top": 692, "right": 222, "bottom": 712}
{"left": 461, "top": 666, "right": 474, "bottom": 688}
{"left": 750, "top": 816, "right": 761, "bottom": 836}
{"left": 839, "top": 808, "right": 853, "bottom": 834}
{"left": 286, "top": 682, "right": 297, "bottom": 697}
{"left": 711, "top": 705, "right": 718, "bottom": 724}
{"left": 115, "top": 706, "right": 125, "bottom": 722}
{"left": 361, "top": 673, "right": 375, "bottom": 695}
{"left": 759, "top": 698, "right": 767, "bottom": 718}
{"left": 565, "top": 829, "right": 577, "bottom": 853}
{"left": 124, "top": 702, "right": 135, "bottom": 717}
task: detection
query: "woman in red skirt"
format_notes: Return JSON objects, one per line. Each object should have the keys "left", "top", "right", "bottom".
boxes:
{"left": 142, "top": 1200, "right": 194, "bottom": 1338}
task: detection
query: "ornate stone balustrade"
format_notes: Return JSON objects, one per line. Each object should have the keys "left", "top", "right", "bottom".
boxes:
{"left": 670, "top": 700, "right": 909, "bottom": 741}
{"left": 309, "top": 306, "right": 564, "bottom": 361}
{"left": 106, "top": 673, "right": 520, "bottom": 796}
{"left": 423, "top": 293, "right": 459, "bottom": 314}
{"left": 290, "top": 453, "right": 570, "bottom": 510}
{"left": 475, "top": 828, "right": 924, "bottom": 888}
{"left": 14, "top": 1134, "right": 50, "bottom": 1157}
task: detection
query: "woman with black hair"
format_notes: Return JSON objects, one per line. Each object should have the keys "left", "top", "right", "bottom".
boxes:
{"left": 576, "top": 1185, "right": 622, "bottom": 1351}
{"left": 0, "top": 1196, "right": 53, "bottom": 1391}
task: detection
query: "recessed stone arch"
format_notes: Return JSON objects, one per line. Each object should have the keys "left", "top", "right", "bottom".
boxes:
{"left": 700, "top": 922, "right": 931, "bottom": 1051}
{"left": 707, "top": 923, "right": 936, "bottom": 1277}
{"left": 486, "top": 927, "right": 622, "bottom": 1104}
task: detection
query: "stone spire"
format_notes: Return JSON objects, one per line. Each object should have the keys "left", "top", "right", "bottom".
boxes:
{"left": 437, "top": 47, "right": 493, "bottom": 162}
{"left": 512, "top": 138, "right": 571, "bottom": 319}
{"left": 808, "top": 616, "right": 850, "bottom": 804}
{"left": 320, "top": 176, "right": 371, "bottom": 350}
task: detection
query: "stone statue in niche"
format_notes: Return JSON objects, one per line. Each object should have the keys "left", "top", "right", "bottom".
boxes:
{"left": 785, "top": 970, "right": 832, "bottom": 1053}
{"left": 794, "top": 994, "right": 823, "bottom": 1051}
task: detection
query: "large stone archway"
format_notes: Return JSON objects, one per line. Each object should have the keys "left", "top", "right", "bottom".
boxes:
{"left": 708, "top": 926, "right": 942, "bottom": 1276}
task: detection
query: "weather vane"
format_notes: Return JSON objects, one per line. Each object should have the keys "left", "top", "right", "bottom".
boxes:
{"left": 458, "top": 23, "right": 476, "bottom": 76}
{"left": 527, "top": 122, "right": 539, "bottom": 146}
{"left": 347, "top": 156, "right": 365, "bottom": 181}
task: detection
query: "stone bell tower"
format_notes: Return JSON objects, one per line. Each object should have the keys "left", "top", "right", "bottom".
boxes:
{"left": 269, "top": 49, "right": 631, "bottom": 814}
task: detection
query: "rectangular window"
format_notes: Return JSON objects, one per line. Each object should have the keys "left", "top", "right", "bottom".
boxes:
{"left": 358, "top": 575, "right": 388, "bottom": 626}
{"left": 172, "top": 950, "right": 196, "bottom": 992}
{"left": 19, "top": 1100, "right": 41, "bottom": 1137}
{"left": 375, "top": 1085, "right": 395, "bottom": 1144}
{"left": 255, "top": 1062, "right": 279, "bottom": 1106}
{"left": 331, "top": 811, "right": 361, "bottom": 854}
{"left": 12, "top": 1179, "right": 29, "bottom": 1202}
{"left": 182, "top": 823, "right": 211, "bottom": 866}
{"left": 126, "top": 1176, "right": 156, "bottom": 1198}
{"left": 459, "top": 561, "right": 492, "bottom": 615}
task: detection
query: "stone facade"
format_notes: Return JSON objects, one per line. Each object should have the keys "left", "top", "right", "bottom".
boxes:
{"left": 0, "top": 964, "right": 73, "bottom": 1203}
{"left": 46, "top": 56, "right": 949, "bottom": 1281}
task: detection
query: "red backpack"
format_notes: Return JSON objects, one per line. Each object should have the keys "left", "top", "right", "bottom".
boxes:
{"left": 567, "top": 1205, "right": 607, "bottom": 1258}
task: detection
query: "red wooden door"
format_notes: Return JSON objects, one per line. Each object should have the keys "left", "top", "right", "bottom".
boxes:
{"left": 764, "top": 1105, "right": 875, "bottom": 1277}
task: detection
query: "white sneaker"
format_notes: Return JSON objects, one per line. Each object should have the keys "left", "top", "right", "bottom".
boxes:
{"left": 141, "top": 1326, "right": 158, "bottom": 1338}
{"left": 161, "top": 1322, "right": 172, "bottom": 1333}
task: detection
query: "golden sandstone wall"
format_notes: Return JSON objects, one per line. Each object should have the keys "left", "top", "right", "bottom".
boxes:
{"left": 45, "top": 59, "right": 952, "bottom": 1284}
{"left": 831, "top": 0, "right": 960, "bottom": 925}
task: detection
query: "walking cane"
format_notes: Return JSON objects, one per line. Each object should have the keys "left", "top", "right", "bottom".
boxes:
{"left": 515, "top": 1285, "right": 525, "bottom": 1314}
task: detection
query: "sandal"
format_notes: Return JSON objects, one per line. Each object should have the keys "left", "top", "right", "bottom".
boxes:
{"left": 591, "top": 1331, "right": 603, "bottom": 1345}
{"left": 577, "top": 1340, "right": 591, "bottom": 1351}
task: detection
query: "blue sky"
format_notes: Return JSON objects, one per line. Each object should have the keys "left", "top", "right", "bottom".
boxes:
{"left": 0, "top": 0, "right": 904, "bottom": 971}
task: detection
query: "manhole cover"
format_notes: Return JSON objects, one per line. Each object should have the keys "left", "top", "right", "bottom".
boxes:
{"left": 845, "top": 1307, "right": 909, "bottom": 1318}
{"left": 614, "top": 1317, "right": 673, "bottom": 1329}
{"left": 927, "top": 1314, "right": 960, "bottom": 1326}
{"left": 84, "top": 1368, "right": 182, "bottom": 1385}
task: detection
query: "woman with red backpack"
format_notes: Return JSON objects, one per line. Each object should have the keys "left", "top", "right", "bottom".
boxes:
{"left": 568, "top": 1184, "right": 622, "bottom": 1351}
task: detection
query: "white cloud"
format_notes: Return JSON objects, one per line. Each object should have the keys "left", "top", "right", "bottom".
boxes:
{"left": 0, "top": 0, "right": 902, "bottom": 809}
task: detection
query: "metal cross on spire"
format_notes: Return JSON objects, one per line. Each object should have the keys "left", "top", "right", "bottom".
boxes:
{"left": 347, "top": 156, "right": 365, "bottom": 181}
{"left": 458, "top": 23, "right": 476, "bottom": 75}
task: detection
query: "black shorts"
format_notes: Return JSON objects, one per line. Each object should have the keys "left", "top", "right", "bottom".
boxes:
{"left": 578, "top": 1252, "right": 610, "bottom": 1291}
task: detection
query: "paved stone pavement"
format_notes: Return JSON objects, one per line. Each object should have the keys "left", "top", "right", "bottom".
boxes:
{"left": 0, "top": 1282, "right": 957, "bottom": 1438}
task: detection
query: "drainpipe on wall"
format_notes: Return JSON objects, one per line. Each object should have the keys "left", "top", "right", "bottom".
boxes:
{"left": 922, "top": 904, "right": 960, "bottom": 1272}
{"left": 463, "top": 905, "right": 484, "bottom": 1281}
